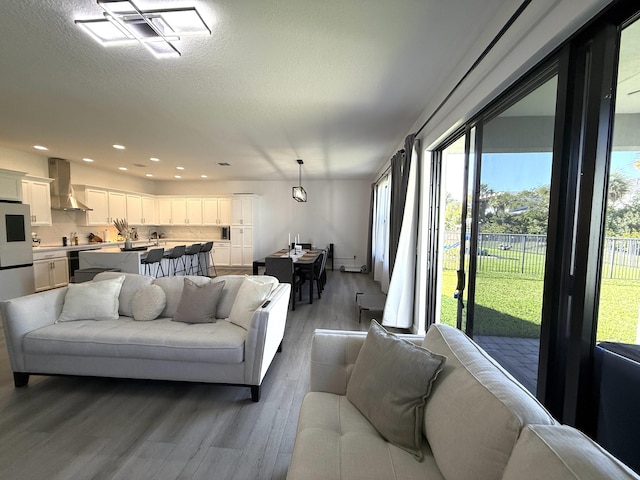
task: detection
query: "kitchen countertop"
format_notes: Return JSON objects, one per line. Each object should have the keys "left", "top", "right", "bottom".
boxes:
{"left": 32, "top": 238, "right": 230, "bottom": 254}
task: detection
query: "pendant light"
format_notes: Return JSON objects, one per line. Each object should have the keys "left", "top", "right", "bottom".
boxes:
{"left": 292, "top": 159, "right": 307, "bottom": 202}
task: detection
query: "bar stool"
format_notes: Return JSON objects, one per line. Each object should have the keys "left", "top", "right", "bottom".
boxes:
{"left": 183, "top": 243, "right": 201, "bottom": 275}
{"left": 141, "top": 247, "right": 165, "bottom": 277}
{"left": 198, "top": 241, "right": 216, "bottom": 276}
{"left": 163, "top": 245, "right": 186, "bottom": 276}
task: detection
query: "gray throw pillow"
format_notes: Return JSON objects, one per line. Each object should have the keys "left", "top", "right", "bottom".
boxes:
{"left": 172, "top": 278, "right": 225, "bottom": 324}
{"left": 346, "top": 320, "right": 446, "bottom": 460}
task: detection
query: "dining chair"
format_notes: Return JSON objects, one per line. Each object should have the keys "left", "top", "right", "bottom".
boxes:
{"left": 311, "top": 249, "right": 327, "bottom": 299}
{"left": 163, "top": 245, "right": 186, "bottom": 276}
{"left": 265, "top": 257, "right": 302, "bottom": 310}
{"left": 141, "top": 247, "right": 165, "bottom": 277}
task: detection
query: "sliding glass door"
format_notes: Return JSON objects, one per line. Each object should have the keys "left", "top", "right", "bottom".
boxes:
{"left": 596, "top": 17, "right": 640, "bottom": 346}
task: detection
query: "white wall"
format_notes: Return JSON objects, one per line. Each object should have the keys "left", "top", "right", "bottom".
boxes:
{"left": 0, "top": 148, "right": 370, "bottom": 264}
{"left": 156, "top": 179, "right": 371, "bottom": 265}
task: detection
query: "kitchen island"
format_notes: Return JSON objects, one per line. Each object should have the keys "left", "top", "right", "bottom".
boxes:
{"left": 78, "top": 243, "right": 211, "bottom": 277}
{"left": 79, "top": 246, "right": 150, "bottom": 275}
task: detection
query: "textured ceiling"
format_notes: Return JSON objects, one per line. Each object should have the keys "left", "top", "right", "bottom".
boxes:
{"left": 0, "top": 0, "right": 510, "bottom": 181}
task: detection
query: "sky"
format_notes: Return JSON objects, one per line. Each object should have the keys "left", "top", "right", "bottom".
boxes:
{"left": 444, "top": 150, "right": 640, "bottom": 201}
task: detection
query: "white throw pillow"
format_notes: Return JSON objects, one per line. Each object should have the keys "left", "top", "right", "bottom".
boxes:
{"left": 228, "top": 276, "right": 275, "bottom": 330}
{"left": 131, "top": 284, "right": 167, "bottom": 321}
{"left": 57, "top": 275, "right": 125, "bottom": 322}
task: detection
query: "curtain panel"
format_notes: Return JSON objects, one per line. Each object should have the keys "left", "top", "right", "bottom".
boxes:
{"left": 383, "top": 135, "right": 419, "bottom": 329}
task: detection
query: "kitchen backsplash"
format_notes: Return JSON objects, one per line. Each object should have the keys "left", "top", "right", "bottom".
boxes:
{"left": 33, "top": 210, "right": 226, "bottom": 247}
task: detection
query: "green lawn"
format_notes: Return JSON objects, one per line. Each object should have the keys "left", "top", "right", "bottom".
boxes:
{"left": 440, "top": 269, "right": 639, "bottom": 343}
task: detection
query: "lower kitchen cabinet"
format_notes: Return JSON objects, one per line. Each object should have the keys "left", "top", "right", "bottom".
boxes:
{"left": 34, "top": 256, "right": 69, "bottom": 292}
{"left": 212, "top": 242, "right": 231, "bottom": 267}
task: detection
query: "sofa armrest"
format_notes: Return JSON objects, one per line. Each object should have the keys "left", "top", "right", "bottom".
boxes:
{"left": 309, "top": 329, "right": 425, "bottom": 394}
{"left": 1, "top": 287, "right": 68, "bottom": 372}
{"left": 243, "top": 282, "right": 291, "bottom": 385}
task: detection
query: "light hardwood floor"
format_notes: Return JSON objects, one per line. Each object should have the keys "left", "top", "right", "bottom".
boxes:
{"left": 0, "top": 269, "right": 384, "bottom": 480}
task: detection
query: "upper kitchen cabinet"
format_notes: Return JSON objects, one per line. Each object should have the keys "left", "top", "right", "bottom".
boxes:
{"left": 0, "top": 168, "right": 26, "bottom": 202}
{"left": 77, "top": 187, "right": 127, "bottom": 226}
{"left": 231, "top": 195, "right": 255, "bottom": 225}
{"left": 126, "top": 194, "right": 157, "bottom": 225}
{"left": 202, "top": 197, "right": 231, "bottom": 225}
{"left": 156, "top": 197, "right": 202, "bottom": 225}
{"left": 22, "top": 176, "right": 53, "bottom": 226}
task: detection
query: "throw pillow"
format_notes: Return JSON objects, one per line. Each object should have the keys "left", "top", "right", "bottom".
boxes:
{"left": 228, "top": 276, "right": 275, "bottom": 330}
{"left": 131, "top": 284, "right": 167, "bottom": 321}
{"left": 57, "top": 275, "right": 126, "bottom": 322}
{"left": 172, "top": 278, "right": 225, "bottom": 324}
{"left": 346, "top": 320, "right": 446, "bottom": 460}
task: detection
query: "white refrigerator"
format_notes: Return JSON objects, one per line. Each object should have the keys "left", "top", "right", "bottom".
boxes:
{"left": 0, "top": 202, "right": 35, "bottom": 301}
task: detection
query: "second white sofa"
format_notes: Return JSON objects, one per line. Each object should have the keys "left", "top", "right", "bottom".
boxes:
{"left": 287, "top": 323, "right": 640, "bottom": 479}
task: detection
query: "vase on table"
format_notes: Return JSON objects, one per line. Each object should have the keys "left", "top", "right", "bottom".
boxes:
{"left": 124, "top": 238, "right": 133, "bottom": 249}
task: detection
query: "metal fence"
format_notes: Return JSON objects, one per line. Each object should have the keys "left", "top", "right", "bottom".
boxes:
{"left": 442, "top": 232, "right": 640, "bottom": 281}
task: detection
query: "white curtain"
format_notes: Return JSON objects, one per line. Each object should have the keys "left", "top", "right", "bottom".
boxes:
{"left": 382, "top": 140, "right": 418, "bottom": 328}
{"left": 372, "top": 175, "right": 390, "bottom": 292}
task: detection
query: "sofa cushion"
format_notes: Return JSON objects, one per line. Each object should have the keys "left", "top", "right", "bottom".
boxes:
{"left": 173, "top": 278, "right": 225, "bottom": 324}
{"left": 212, "top": 275, "right": 279, "bottom": 320}
{"left": 346, "top": 320, "right": 446, "bottom": 460}
{"left": 228, "top": 277, "right": 275, "bottom": 330}
{"left": 287, "top": 392, "right": 444, "bottom": 480}
{"left": 502, "top": 424, "right": 640, "bottom": 480}
{"left": 24, "top": 317, "right": 246, "bottom": 364}
{"left": 94, "top": 272, "right": 154, "bottom": 317}
{"left": 422, "top": 324, "right": 556, "bottom": 480}
{"left": 131, "top": 284, "right": 167, "bottom": 321}
{"left": 154, "top": 275, "right": 212, "bottom": 318}
{"left": 57, "top": 275, "right": 125, "bottom": 322}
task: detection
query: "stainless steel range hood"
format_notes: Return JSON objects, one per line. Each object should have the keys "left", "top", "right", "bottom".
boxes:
{"left": 48, "top": 158, "right": 92, "bottom": 211}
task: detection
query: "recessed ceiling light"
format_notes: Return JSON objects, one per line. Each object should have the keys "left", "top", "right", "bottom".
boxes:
{"left": 82, "top": 158, "right": 94, "bottom": 162}
{"left": 176, "top": 166, "right": 185, "bottom": 170}
{"left": 200, "top": 175, "right": 208, "bottom": 178}
{"left": 34, "top": 145, "right": 48, "bottom": 151}
{"left": 113, "top": 144, "right": 125, "bottom": 150}
{"left": 118, "top": 166, "right": 128, "bottom": 171}
{"left": 150, "top": 157, "right": 160, "bottom": 162}
{"left": 145, "top": 173, "right": 153, "bottom": 177}
{"left": 174, "top": 175, "right": 182, "bottom": 179}
{"left": 218, "top": 162, "right": 230, "bottom": 166}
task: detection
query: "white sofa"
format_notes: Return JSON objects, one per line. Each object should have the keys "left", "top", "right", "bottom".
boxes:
{"left": 1, "top": 273, "right": 291, "bottom": 402}
{"left": 287, "top": 324, "right": 640, "bottom": 479}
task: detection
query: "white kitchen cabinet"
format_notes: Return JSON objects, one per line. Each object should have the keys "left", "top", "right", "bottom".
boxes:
{"left": 84, "top": 188, "right": 109, "bottom": 225}
{"left": 126, "top": 194, "right": 143, "bottom": 225}
{"left": 157, "top": 197, "right": 172, "bottom": 225}
{"left": 22, "top": 176, "right": 53, "bottom": 226}
{"left": 231, "top": 196, "right": 254, "bottom": 225}
{"left": 157, "top": 197, "right": 202, "bottom": 225}
{"left": 141, "top": 196, "right": 157, "bottom": 225}
{"left": 34, "top": 256, "right": 69, "bottom": 292}
{"left": 202, "top": 197, "right": 232, "bottom": 225}
{"left": 186, "top": 198, "right": 202, "bottom": 224}
{"left": 79, "top": 187, "right": 126, "bottom": 225}
{"left": 212, "top": 242, "right": 230, "bottom": 266}
{"left": 108, "top": 191, "right": 127, "bottom": 221}
{"left": 0, "top": 168, "right": 25, "bottom": 202}
{"left": 230, "top": 226, "right": 253, "bottom": 266}
{"left": 127, "top": 194, "right": 157, "bottom": 225}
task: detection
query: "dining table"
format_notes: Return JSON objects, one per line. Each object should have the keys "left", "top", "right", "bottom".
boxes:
{"left": 253, "top": 248, "right": 323, "bottom": 304}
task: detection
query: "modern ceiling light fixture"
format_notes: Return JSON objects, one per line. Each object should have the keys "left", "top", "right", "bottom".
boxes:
{"left": 75, "top": 0, "right": 211, "bottom": 59}
{"left": 292, "top": 159, "right": 307, "bottom": 203}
